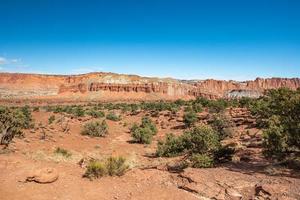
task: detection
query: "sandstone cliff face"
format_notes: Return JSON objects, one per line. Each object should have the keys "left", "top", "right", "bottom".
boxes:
{"left": 0, "top": 72, "right": 299, "bottom": 102}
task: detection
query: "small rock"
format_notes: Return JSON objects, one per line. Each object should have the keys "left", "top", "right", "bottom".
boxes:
{"left": 225, "top": 188, "right": 243, "bottom": 200}
{"left": 26, "top": 167, "right": 58, "bottom": 184}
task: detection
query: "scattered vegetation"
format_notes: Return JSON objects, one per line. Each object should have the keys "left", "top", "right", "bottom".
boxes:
{"left": 0, "top": 106, "right": 33, "bottom": 146}
{"left": 54, "top": 147, "right": 72, "bottom": 158}
{"left": 190, "top": 153, "right": 214, "bottom": 168}
{"left": 106, "top": 112, "right": 121, "bottom": 121}
{"left": 48, "top": 115, "right": 55, "bottom": 124}
{"left": 87, "top": 110, "right": 105, "bottom": 118}
{"left": 130, "top": 116, "right": 157, "bottom": 144}
{"left": 209, "top": 113, "right": 233, "bottom": 139}
{"left": 81, "top": 120, "right": 108, "bottom": 137}
{"left": 157, "top": 125, "right": 226, "bottom": 168}
{"left": 248, "top": 88, "right": 300, "bottom": 159}
{"left": 156, "top": 133, "right": 186, "bottom": 157}
{"left": 183, "top": 111, "right": 198, "bottom": 128}
{"left": 83, "top": 156, "right": 129, "bottom": 179}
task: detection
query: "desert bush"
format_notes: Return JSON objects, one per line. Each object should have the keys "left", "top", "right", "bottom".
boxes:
{"left": 131, "top": 127, "right": 153, "bottom": 144}
{"left": 184, "top": 106, "right": 193, "bottom": 112}
{"left": 54, "top": 147, "right": 72, "bottom": 158}
{"left": 207, "top": 99, "right": 228, "bottom": 113}
{"left": 83, "top": 160, "right": 107, "bottom": 179}
{"left": 48, "top": 115, "right": 55, "bottom": 124}
{"left": 190, "top": 154, "right": 214, "bottom": 168}
{"left": 209, "top": 113, "right": 233, "bottom": 139}
{"left": 156, "top": 133, "right": 186, "bottom": 157}
{"left": 192, "top": 103, "right": 203, "bottom": 113}
{"left": 156, "top": 125, "right": 222, "bottom": 168}
{"left": 105, "top": 156, "right": 129, "bottom": 176}
{"left": 130, "top": 117, "right": 157, "bottom": 144}
{"left": 0, "top": 107, "right": 26, "bottom": 145}
{"left": 130, "top": 123, "right": 139, "bottom": 133}
{"left": 83, "top": 156, "right": 128, "bottom": 179}
{"left": 183, "top": 111, "right": 198, "bottom": 128}
{"left": 129, "top": 104, "right": 140, "bottom": 115}
{"left": 87, "top": 110, "right": 105, "bottom": 118}
{"left": 106, "top": 112, "right": 121, "bottom": 121}
{"left": 141, "top": 116, "right": 157, "bottom": 134}
{"left": 81, "top": 120, "right": 108, "bottom": 137}
{"left": 194, "top": 97, "right": 210, "bottom": 107}
{"left": 249, "top": 88, "right": 300, "bottom": 159}
{"left": 182, "top": 125, "right": 220, "bottom": 154}
{"left": 157, "top": 125, "right": 220, "bottom": 156}
{"left": 262, "top": 115, "right": 287, "bottom": 158}
{"left": 19, "top": 105, "right": 34, "bottom": 128}
{"left": 174, "top": 99, "right": 186, "bottom": 106}
{"left": 238, "top": 97, "right": 254, "bottom": 108}
{"left": 140, "top": 101, "right": 180, "bottom": 112}
{"left": 72, "top": 106, "right": 85, "bottom": 117}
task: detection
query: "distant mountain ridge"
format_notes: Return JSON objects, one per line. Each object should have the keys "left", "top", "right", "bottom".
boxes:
{"left": 0, "top": 72, "right": 299, "bottom": 103}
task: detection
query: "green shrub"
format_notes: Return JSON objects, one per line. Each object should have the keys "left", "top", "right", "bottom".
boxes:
{"left": 87, "top": 110, "right": 105, "bottom": 118}
{"left": 190, "top": 154, "right": 214, "bottom": 168}
{"left": 195, "top": 97, "right": 210, "bottom": 107}
{"left": 48, "top": 115, "right": 55, "bottom": 124}
{"left": 209, "top": 113, "right": 233, "bottom": 139}
{"left": 131, "top": 127, "right": 153, "bottom": 144}
{"left": 106, "top": 112, "right": 121, "bottom": 121}
{"left": 239, "top": 97, "right": 253, "bottom": 108}
{"left": 183, "top": 111, "right": 198, "bottom": 128}
{"left": 157, "top": 126, "right": 221, "bottom": 156}
{"left": 72, "top": 106, "right": 85, "bottom": 117}
{"left": 262, "top": 115, "right": 287, "bottom": 158}
{"left": 157, "top": 125, "right": 222, "bottom": 168}
{"left": 54, "top": 147, "right": 72, "bottom": 158}
{"left": 192, "top": 103, "right": 203, "bottom": 113}
{"left": 174, "top": 99, "right": 186, "bottom": 106}
{"left": 249, "top": 88, "right": 300, "bottom": 159}
{"left": 130, "top": 117, "right": 157, "bottom": 144}
{"left": 130, "top": 123, "right": 139, "bottom": 133}
{"left": 141, "top": 117, "right": 157, "bottom": 134}
{"left": 0, "top": 107, "right": 25, "bottom": 145}
{"left": 208, "top": 99, "right": 228, "bottom": 113}
{"left": 183, "top": 125, "right": 220, "bottom": 154}
{"left": 19, "top": 105, "right": 33, "bottom": 128}
{"left": 156, "top": 133, "right": 186, "bottom": 157}
{"left": 81, "top": 120, "right": 108, "bottom": 137}
{"left": 83, "top": 156, "right": 129, "bottom": 179}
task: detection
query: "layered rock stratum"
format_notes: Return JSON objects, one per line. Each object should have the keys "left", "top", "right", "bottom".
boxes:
{"left": 0, "top": 72, "right": 299, "bottom": 103}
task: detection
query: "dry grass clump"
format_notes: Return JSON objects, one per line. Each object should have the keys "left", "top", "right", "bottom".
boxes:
{"left": 83, "top": 156, "right": 129, "bottom": 179}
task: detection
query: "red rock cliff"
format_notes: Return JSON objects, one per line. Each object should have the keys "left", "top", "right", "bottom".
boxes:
{"left": 0, "top": 72, "right": 299, "bottom": 102}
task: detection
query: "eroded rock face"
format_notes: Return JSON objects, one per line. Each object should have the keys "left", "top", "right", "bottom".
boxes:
{"left": 0, "top": 72, "right": 299, "bottom": 102}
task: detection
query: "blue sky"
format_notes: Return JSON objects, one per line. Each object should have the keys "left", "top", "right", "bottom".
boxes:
{"left": 0, "top": 0, "right": 299, "bottom": 80}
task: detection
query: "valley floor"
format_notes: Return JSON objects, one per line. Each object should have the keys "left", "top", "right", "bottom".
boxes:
{"left": 1, "top": 110, "right": 299, "bottom": 200}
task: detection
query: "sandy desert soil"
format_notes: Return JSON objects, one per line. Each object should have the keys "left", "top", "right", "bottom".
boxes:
{"left": 1, "top": 109, "right": 300, "bottom": 200}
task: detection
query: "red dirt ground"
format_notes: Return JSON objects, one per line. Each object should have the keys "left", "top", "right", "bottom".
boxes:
{"left": 1, "top": 110, "right": 299, "bottom": 200}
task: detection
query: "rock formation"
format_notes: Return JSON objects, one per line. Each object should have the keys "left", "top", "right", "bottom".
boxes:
{"left": 0, "top": 72, "right": 299, "bottom": 103}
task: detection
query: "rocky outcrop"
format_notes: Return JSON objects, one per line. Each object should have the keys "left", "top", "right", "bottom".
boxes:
{"left": 0, "top": 72, "right": 299, "bottom": 102}
{"left": 177, "top": 167, "right": 300, "bottom": 200}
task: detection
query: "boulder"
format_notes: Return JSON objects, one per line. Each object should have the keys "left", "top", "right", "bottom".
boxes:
{"left": 26, "top": 167, "right": 58, "bottom": 184}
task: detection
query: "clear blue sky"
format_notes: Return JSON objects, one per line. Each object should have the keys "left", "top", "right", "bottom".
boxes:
{"left": 0, "top": 0, "right": 299, "bottom": 80}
